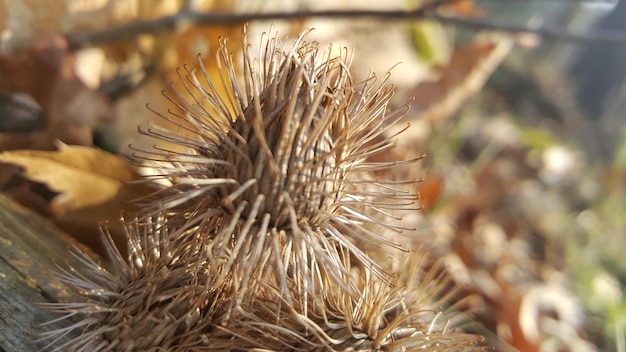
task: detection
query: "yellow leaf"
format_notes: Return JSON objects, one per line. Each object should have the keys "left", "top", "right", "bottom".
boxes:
{"left": 0, "top": 145, "right": 154, "bottom": 256}
{"left": 0, "top": 152, "right": 120, "bottom": 211}
{"left": 4, "top": 142, "right": 138, "bottom": 182}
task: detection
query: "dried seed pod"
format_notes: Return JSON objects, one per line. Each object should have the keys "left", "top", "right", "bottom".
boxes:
{"left": 39, "top": 221, "right": 484, "bottom": 351}
{"left": 135, "top": 25, "right": 421, "bottom": 300}
{"left": 38, "top": 216, "right": 231, "bottom": 351}
{"left": 213, "top": 249, "right": 487, "bottom": 351}
{"left": 38, "top": 26, "right": 450, "bottom": 351}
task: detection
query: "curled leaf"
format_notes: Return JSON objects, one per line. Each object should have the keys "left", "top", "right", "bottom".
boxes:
{"left": 0, "top": 144, "right": 154, "bottom": 255}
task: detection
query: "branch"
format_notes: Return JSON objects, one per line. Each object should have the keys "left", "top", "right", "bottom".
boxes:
{"left": 432, "top": 12, "right": 626, "bottom": 43}
{"left": 65, "top": 5, "right": 626, "bottom": 50}
{"left": 65, "top": 3, "right": 444, "bottom": 49}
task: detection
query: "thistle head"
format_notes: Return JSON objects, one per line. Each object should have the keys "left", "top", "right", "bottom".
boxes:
{"left": 136, "top": 25, "right": 421, "bottom": 299}
{"left": 38, "top": 216, "right": 227, "bottom": 351}
{"left": 38, "top": 25, "right": 489, "bottom": 351}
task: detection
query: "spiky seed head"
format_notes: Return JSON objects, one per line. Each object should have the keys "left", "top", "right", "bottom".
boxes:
{"left": 38, "top": 26, "right": 486, "bottom": 351}
{"left": 136, "top": 25, "right": 421, "bottom": 300}
{"left": 39, "top": 223, "right": 484, "bottom": 351}
{"left": 38, "top": 216, "right": 229, "bottom": 351}
{"left": 213, "top": 249, "right": 487, "bottom": 351}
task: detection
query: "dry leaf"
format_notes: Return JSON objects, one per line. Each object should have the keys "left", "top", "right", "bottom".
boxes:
{"left": 6, "top": 142, "right": 140, "bottom": 182}
{"left": 0, "top": 144, "right": 154, "bottom": 255}
{"left": 0, "top": 162, "right": 62, "bottom": 217}
{"left": 0, "top": 154, "right": 118, "bottom": 212}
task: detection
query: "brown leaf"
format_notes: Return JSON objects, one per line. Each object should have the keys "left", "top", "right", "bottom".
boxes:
{"left": 0, "top": 162, "right": 63, "bottom": 217}
{"left": 4, "top": 142, "right": 140, "bottom": 182}
{"left": 0, "top": 35, "right": 113, "bottom": 150}
{"left": 0, "top": 153, "right": 119, "bottom": 212}
{"left": 0, "top": 145, "right": 154, "bottom": 255}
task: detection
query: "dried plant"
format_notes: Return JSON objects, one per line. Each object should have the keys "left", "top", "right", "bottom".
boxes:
{"left": 39, "top": 25, "right": 486, "bottom": 351}
{"left": 134, "top": 25, "right": 420, "bottom": 299}
{"left": 39, "top": 219, "right": 485, "bottom": 351}
{"left": 214, "top": 249, "right": 487, "bottom": 351}
{"left": 38, "top": 216, "right": 228, "bottom": 351}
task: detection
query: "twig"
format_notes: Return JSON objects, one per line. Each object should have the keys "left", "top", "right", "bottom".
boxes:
{"left": 65, "top": 2, "right": 445, "bottom": 49}
{"left": 65, "top": 4, "right": 626, "bottom": 49}
{"left": 432, "top": 12, "right": 626, "bottom": 43}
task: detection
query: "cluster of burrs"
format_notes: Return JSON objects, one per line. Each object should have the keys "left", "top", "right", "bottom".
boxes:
{"left": 40, "top": 26, "right": 486, "bottom": 351}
